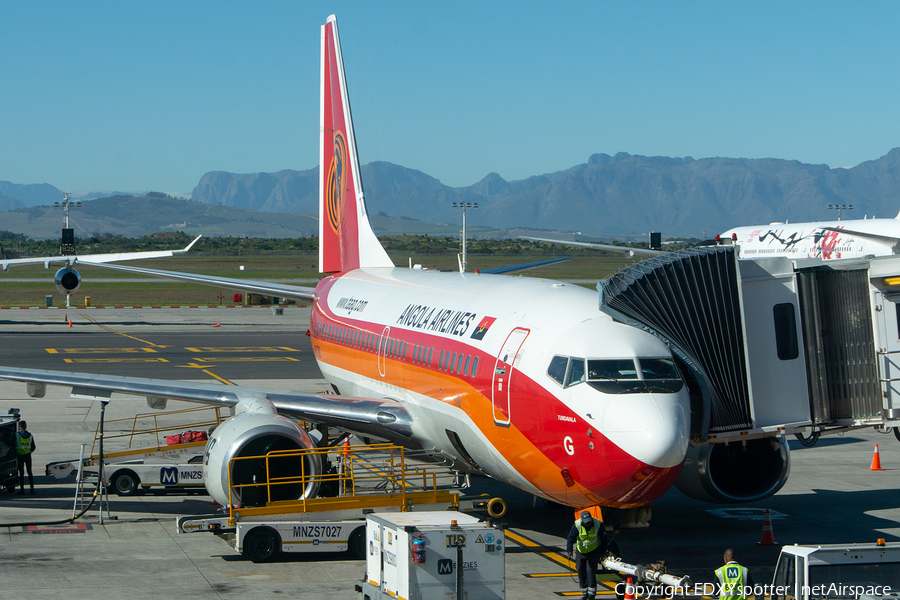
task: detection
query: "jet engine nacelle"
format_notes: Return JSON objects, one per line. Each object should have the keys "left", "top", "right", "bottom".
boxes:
{"left": 54, "top": 266, "right": 81, "bottom": 295}
{"left": 674, "top": 437, "right": 790, "bottom": 503}
{"left": 203, "top": 411, "right": 322, "bottom": 507}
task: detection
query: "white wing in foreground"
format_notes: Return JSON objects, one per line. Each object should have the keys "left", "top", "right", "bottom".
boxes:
{"left": 0, "top": 366, "right": 414, "bottom": 445}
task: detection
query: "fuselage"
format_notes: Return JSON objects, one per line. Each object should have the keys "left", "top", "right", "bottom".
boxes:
{"left": 723, "top": 218, "right": 900, "bottom": 260}
{"left": 309, "top": 267, "right": 690, "bottom": 507}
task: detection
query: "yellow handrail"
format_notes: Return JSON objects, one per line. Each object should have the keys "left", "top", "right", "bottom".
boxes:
{"left": 90, "top": 405, "right": 224, "bottom": 456}
{"left": 225, "top": 443, "right": 455, "bottom": 521}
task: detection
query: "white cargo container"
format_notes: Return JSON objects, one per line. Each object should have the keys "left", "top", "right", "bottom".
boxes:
{"left": 359, "top": 512, "right": 504, "bottom": 600}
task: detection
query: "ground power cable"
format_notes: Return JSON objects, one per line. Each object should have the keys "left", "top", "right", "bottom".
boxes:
{"left": 0, "top": 399, "right": 109, "bottom": 528}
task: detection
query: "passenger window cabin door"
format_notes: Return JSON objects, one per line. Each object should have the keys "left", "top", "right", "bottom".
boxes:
{"left": 491, "top": 328, "right": 529, "bottom": 426}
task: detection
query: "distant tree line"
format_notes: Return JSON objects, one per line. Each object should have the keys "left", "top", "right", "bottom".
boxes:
{"left": 0, "top": 230, "right": 691, "bottom": 259}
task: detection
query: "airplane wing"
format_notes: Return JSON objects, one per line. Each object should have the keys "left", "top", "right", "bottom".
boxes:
{"left": 0, "top": 235, "right": 202, "bottom": 271}
{"left": 818, "top": 226, "right": 900, "bottom": 250}
{"left": 478, "top": 257, "right": 571, "bottom": 274}
{"left": 0, "top": 366, "right": 415, "bottom": 446}
{"left": 74, "top": 261, "right": 316, "bottom": 302}
{"left": 518, "top": 236, "right": 664, "bottom": 257}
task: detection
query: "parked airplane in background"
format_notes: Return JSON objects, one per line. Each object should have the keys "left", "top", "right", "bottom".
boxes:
{"left": 0, "top": 230, "right": 201, "bottom": 300}
{"left": 0, "top": 16, "right": 791, "bottom": 511}
{"left": 721, "top": 213, "right": 900, "bottom": 260}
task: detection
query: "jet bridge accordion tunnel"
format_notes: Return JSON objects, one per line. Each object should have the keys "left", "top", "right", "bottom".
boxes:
{"left": 599, "top": 246, "right": 887, "bottom": 503}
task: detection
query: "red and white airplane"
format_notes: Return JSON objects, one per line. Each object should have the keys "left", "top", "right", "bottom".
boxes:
{"left": 721, "top": 214, "right": 900, "bottom": 260}
{"left": 0, "top": 15, "right": 691, "bottom": 509}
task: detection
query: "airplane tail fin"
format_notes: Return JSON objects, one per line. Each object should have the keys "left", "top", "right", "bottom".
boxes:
{"left": 319, "top": 15, "right": 393, "bottom": 274}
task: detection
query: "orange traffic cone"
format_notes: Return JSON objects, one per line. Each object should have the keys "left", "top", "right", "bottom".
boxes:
{"left": 212, "top": 323, "right": 221, "bottom": 328}
{"left": 870, "top": 444, "right": 885, "bottom": 471}
{"left": 757, "top": 508, "right": 777, "bottom": 545}
{"left": 624, "top": 577, "right": 636, "bottom": 600}
{"left": 68, "top": 320, "right": 72, "bottom": 328}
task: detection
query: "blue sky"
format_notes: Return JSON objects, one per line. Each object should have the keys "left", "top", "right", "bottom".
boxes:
{"left": 2, "top": 1, "right": 900, "bottom": 195}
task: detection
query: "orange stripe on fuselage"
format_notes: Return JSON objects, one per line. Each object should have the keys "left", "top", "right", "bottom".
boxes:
{"left": 310, "top": 284, "right": 678, "bottom": 507}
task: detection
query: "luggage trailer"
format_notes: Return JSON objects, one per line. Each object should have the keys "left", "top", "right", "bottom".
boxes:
{"left": 178, "top": 442, "right": 507, "bottom": 562}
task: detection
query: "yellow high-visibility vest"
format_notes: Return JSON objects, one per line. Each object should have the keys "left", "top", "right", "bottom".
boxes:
{"left": 575, "top": 519, "right": 602, "bottom": 554}
{"left": 715, "top": 562, "right": 749, "bottom": 600}
{"left": 16, "top": 433, "right": 33, "bottom": 455}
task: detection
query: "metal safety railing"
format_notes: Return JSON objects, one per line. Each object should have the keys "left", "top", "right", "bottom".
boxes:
{"left": 226, "top": 443, "right": 458, "bottom": 522}
{"left": 89, "top": 405, "right": 225, "bottom": 458}
{"left": 878, "top": 348, "right": 900, "bottom": 383}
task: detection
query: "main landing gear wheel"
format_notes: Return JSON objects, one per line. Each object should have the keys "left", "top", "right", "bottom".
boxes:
{"left": 111, "top": 470, "right": 140, "bottom": 496}
{"left": 243, "top": 527, "right": 281, "bottom": 562}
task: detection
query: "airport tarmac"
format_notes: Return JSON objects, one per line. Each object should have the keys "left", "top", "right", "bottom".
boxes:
{"left": 1, "top": 308, "right": 900, "bottom": 599}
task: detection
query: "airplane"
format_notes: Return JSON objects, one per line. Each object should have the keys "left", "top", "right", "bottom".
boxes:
{"left": 0, "top": 15, "right": 791, "bottom": 512}
{"left": 524, "top": 210, "right": 900, "bottom": 263}
{"left": 0, "top": 231, "right": 202, "bottom": 301}
{"left": 721, "top": 212, "right": 900, "bottom": 260}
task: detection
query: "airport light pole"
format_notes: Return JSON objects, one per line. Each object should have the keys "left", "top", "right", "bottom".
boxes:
{"left": 53, "top": 193, "right": 81, "bottom": 230}
{"left": 828, "top": 203, "right": 853, "bottom": 221}
{"left": 452, "top": 202, "right": 478, "bottom": 273}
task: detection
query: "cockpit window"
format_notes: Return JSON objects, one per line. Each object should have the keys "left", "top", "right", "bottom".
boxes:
{"left": 640, "top": 358, "right": 679, "bottom": 379}
{"left": 547, "top": 355, "right": 683, "bottom": 394}
{"left": 565, "top": 358, "right": 586, "bottom": 388}
{"left": 588, "top": 357, "right": 683, "bottom": 394}
{"left": 588, "top": 359, "right": 638, "bottom": 380}
{"left": 547, "top": 355, "right": 568, "bottom": 385}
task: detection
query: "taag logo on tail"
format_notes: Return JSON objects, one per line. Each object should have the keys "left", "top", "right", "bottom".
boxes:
{"left": 319, "top": 15, "right": 393, "bottom": 274}
{"left": 326, "top": 131, "right": 347, "bottom": 234}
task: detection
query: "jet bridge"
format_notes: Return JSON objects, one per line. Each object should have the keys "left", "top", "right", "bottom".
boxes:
{"left": 599, "top": 246, "right": 900, "bottom": 444}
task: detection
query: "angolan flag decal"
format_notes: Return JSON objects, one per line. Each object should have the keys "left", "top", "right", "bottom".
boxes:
{"left": 470, "top": 316, "right": 496, "bottom": 340}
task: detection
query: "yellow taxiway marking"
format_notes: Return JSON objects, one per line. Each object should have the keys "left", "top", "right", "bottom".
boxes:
{"left": 507, "top": 529, "right": 625, "bottom": 598}
{"left": 505, "top": 529, "right": 575, "bottom": 570}
{"left": 176, "top": 362, "right": 235, "bottom": 385}
{"left": 63, "top": 358, "right": 170, "bottom": 364}
{"left": 47, "top": 347, "right": 159, "bottom": 354}
{"left": 185, "top": 346, "right": 300, "bottom": 353}
{"left": 202, "top": 370, "right": 235, "bottom": 386}
{"left": 187, "top": 356, "right": 299, "bottom": 363}
{"left": 80, "top": 314, "right": 169, "bottom": 347}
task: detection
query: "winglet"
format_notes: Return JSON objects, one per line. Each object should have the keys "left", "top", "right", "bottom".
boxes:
{"left": 176, "top": 235, "right": 203, "bottom": 254}
{"left": 319, "top": 15, "right": 393, "bottom": 274}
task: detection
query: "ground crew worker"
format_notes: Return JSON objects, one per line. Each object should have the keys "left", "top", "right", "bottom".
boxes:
{"left": 16, "top": 420, "right": 36, "bottom": 495}
{"left": 567, "top": 509, "right": 608, "bottom": 600}
{"left": 714, "top": 548, "right": 756, "bottom": 600}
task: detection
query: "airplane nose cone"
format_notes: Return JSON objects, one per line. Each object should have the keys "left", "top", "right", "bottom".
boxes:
{"left": 602, "top": 392, "right": 690, "bottom": 469}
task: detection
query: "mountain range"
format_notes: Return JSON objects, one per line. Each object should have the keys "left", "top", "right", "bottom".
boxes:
{"left": 189, "top": 149, "right": 900, "bottom": 236}
{"left": 6, "top": 148, "right": 900, "bottom": 238}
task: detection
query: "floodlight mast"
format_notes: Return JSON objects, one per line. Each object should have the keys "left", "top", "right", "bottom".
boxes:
{"left": 451, "top": 202, "right": 478, "bottom": 273}
{"left": 53, "top": 193, "right": 81, "bottom": 230}
{"left": 828, "top": 203, "right": 853, "bottom": 221}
